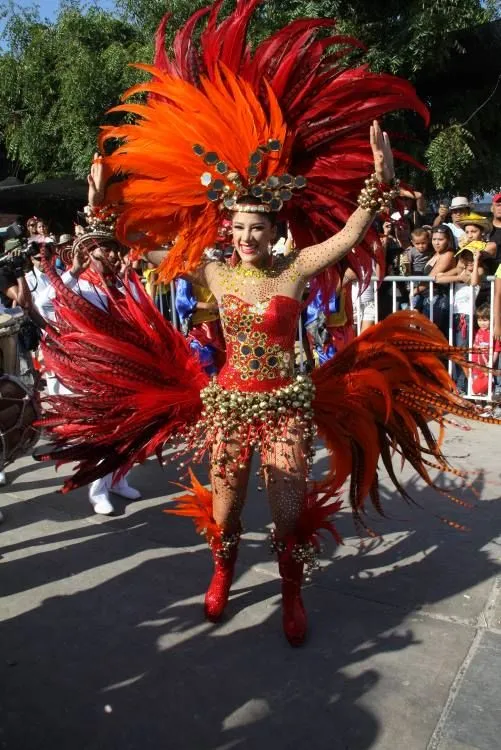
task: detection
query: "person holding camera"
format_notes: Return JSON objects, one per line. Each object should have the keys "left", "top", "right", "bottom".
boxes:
{"left": 0, "top": 239, "right": 44, "bottom": 384}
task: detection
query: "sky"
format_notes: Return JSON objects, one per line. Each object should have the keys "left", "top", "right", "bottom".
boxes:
{"left": 9, "top": 0, "right": 117, "bottom": 22}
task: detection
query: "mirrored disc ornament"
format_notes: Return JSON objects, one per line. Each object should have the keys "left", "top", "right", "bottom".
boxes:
{"left": 279, "top": 188, "right": 292, "bottom": 201}
{"left": 248, "top": 165, "right": 259, "bottom": 177}
{"left": 294, "top": 175, "right": 307, "bottom": 189}
{"left": 216, "top": 161, "right": 228, "bottom": 174}
{"left": 262, "top": 190, "right": 274, "bottom": 203}
{"left": 193, "top": 144, "right": 205, "bottom": 156}
{"left": 224, "top": 196, "right": 237, "bottom": 209}
{"left": 267, "top": 139, "right": 281, "bottom": 152}
{"left": 266, "top": 175, "right": 280, "bottom": 188}
{"left": 251, "top": 186, "right": 264, "bottom": 197}
{"left": 204, "top": 151, "right": 219, "bottom": 165}
{"left": 213, "top": 179, "right": 225, "bottom": 191}
{"left": 280, "top": 174, "right": 293, "bottom": 186}
{"left": 207, "top": 189, "right": 220, "bottom": 201}
{"left": 270, "top": 198, "right": 283, "bottom": 211}
{"left": 249, "top": 152, "right": 262, "bottom": 165}
{"left": 200, "top": 172, "right": 212, "bottom": 187}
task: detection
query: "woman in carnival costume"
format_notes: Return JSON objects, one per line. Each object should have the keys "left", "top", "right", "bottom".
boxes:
{"left": 35, "top": 0, "right": 501, "bottom": 646}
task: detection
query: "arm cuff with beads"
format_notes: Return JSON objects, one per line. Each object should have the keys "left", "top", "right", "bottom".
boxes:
{"left": 357, "top": 173, "right": 400, "bottom": 213}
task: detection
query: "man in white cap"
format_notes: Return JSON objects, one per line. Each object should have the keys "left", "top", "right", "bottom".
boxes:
{"left": 433, "top": 196, "right": 469, "bottom": 248}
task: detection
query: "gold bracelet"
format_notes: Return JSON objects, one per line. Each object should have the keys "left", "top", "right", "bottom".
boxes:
{"left": 357, "top": 173, "right": 400, "bottom": 213}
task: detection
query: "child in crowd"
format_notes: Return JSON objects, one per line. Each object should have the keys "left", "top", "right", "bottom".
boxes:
{"left": 405, "top": 227, "right": 432, "bottom": 275}
{"left": 433, "top": 245, "right": 485, "bottom": 393}
{"left": 471, "top": 303, "right": 501, "bottom": 397}
{"left": 411, "top": 225, "right": 455, "bottom": 338}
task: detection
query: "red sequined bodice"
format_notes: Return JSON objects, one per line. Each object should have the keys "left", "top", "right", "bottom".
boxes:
{"left": 217, "top": 294, "right": 301, "bottom": 392}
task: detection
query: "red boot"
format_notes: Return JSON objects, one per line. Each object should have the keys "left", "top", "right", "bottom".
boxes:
{"left": 277, "top": 549, "right": 307, "bottom": 646}
{"left": 204, "top": 532, "right": 240, "bottom": 622}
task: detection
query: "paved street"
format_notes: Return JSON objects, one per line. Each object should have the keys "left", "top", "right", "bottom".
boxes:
{"left": 1, "top": 423, "right": 500, "bottom": 750}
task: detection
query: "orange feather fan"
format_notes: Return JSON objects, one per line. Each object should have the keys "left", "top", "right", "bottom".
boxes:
{"left": 99, "top": 64, "right": 290, "bottom": 281}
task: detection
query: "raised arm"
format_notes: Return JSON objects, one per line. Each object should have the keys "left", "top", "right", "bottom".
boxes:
{"left": 296, "top": 121, "right": 397, "bottom": 279}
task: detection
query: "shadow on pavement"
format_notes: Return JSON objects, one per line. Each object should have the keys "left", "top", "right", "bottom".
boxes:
{"left": 0, "top": 455, "right": 500, "bottom": 749}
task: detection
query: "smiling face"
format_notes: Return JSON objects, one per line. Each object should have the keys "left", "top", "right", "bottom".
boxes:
{"left": 231, "top": 211, "right": 276, "bottom": 266}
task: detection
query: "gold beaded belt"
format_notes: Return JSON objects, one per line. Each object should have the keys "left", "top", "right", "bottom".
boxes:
{"left": 200, "top": 374, "right": 315, "bottom": 428}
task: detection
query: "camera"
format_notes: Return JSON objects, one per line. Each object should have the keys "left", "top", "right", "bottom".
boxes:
{"left": 0, "top": 240, "right": 49, "bottom": 276}
{"left": 0, "top": 222, "right": 23, "bottom": 241}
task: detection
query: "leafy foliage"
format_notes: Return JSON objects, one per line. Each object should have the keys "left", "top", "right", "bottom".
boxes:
{"left": 0, "top": 0, "right": 500, "bottom": 195}
{"left": 0, "top": 4, "right": 148, "bottom": 180}
{"left": 425, "top": 125, "right": 475, "bottom": 191}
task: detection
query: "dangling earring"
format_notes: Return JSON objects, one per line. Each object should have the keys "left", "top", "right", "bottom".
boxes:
{"left": 229, "top": 249, "right": 240, "bottom": 268}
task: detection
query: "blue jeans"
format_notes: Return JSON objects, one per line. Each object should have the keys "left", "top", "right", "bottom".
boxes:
{"left": 413, "top": 293, "right": 450, "bottom": 340}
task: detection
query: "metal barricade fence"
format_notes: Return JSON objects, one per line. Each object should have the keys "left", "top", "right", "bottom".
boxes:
{"left": 353, "top": 276, "right": 498, "bottom": 401}
{"left": 152, "top": 275, "right": 498, "bottom": 402}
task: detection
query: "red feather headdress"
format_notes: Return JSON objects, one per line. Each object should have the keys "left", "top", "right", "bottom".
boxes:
{"left": 99, "top": 0, "right": 429, "bottom": 282}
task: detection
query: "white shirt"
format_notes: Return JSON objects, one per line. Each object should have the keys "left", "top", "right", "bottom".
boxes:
{"left": 445, "top": 223, "right": 466, "bottom": 248}
{"left": 453, "top": 283, "right": 479, "bottom": 316}
{"left": 26, "top": 267, "right": 59, "bottom": 322}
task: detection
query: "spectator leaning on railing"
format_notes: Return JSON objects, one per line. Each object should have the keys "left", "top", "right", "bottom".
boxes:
{"left": 433, "top": 244, "right": 486, "bottom": 394}
{"left": 411, "top": 224, "right": 455, "bottom": 337}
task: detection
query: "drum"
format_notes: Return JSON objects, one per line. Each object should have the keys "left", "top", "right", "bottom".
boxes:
{"left": 0, "top": 312, "right": 22, "bottom": 376}
{"left": 0, "top": 375, "right": 40, "bottom": 470}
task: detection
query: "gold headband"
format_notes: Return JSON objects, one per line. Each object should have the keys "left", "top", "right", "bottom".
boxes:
{"left": 228, "top": 203, "right": 274, "bottom": 213}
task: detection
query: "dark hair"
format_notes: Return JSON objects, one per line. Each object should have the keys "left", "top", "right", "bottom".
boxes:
{"left": 476, "top": 303, "right": 490, "bottom": 319}
{"left": 431, "top": 224, "right": 454, "bottom": 247}
{"left": 233, "top": 197, "right": 278, "bottom": 226}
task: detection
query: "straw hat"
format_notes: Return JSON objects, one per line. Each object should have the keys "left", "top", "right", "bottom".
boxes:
{"left": 457, "top": 212, "right": 492, "bottom": 232}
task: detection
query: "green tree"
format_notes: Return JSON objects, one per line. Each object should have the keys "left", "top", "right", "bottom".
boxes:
{"left": 1, "top": 0, "right": 500, "bottom": 195}
{"left": 0, "top": 2, "right": 148, "bottom": 180}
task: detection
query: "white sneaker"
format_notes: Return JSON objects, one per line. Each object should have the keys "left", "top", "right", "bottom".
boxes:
{"left": 0, "top": 471, "right": 7, "bottom": 487}
{"left": 89, "top": 479, "right": 114, "bottom": 515}
{"left": 110, "top": 476, "right": 141, "bottom": 501}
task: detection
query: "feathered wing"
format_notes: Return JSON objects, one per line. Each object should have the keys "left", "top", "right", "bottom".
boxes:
{"left": 311, "top": 310, "right": 499, "bottom": 533}
{"left": 101, "top": 1, "right": 428, "bottom": 285}
{"left": 34, "top": 264, "right": 209, "bottom": 491}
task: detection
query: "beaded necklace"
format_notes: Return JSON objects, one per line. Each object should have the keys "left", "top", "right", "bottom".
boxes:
{"left": 219, "top": 252, "right": 301, "bottom": 298}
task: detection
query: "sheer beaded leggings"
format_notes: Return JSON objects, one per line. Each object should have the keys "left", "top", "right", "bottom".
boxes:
{"left": 211, "top": 422, "right": 310, "bottom": 539}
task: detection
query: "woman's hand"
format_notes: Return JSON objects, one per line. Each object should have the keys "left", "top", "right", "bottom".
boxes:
{"left": 370, "top": 120, "right": 394, "bottom": 183}
{"left": 87, "top": 153, "right": 109, "bottom": 208}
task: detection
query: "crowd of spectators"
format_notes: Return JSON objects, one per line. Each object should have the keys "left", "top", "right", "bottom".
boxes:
{"left": 0, "top": 196, "right": 500, "bottom": 407}
{"left": 371, "top": 193, "right": 501, "bottom": 406}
